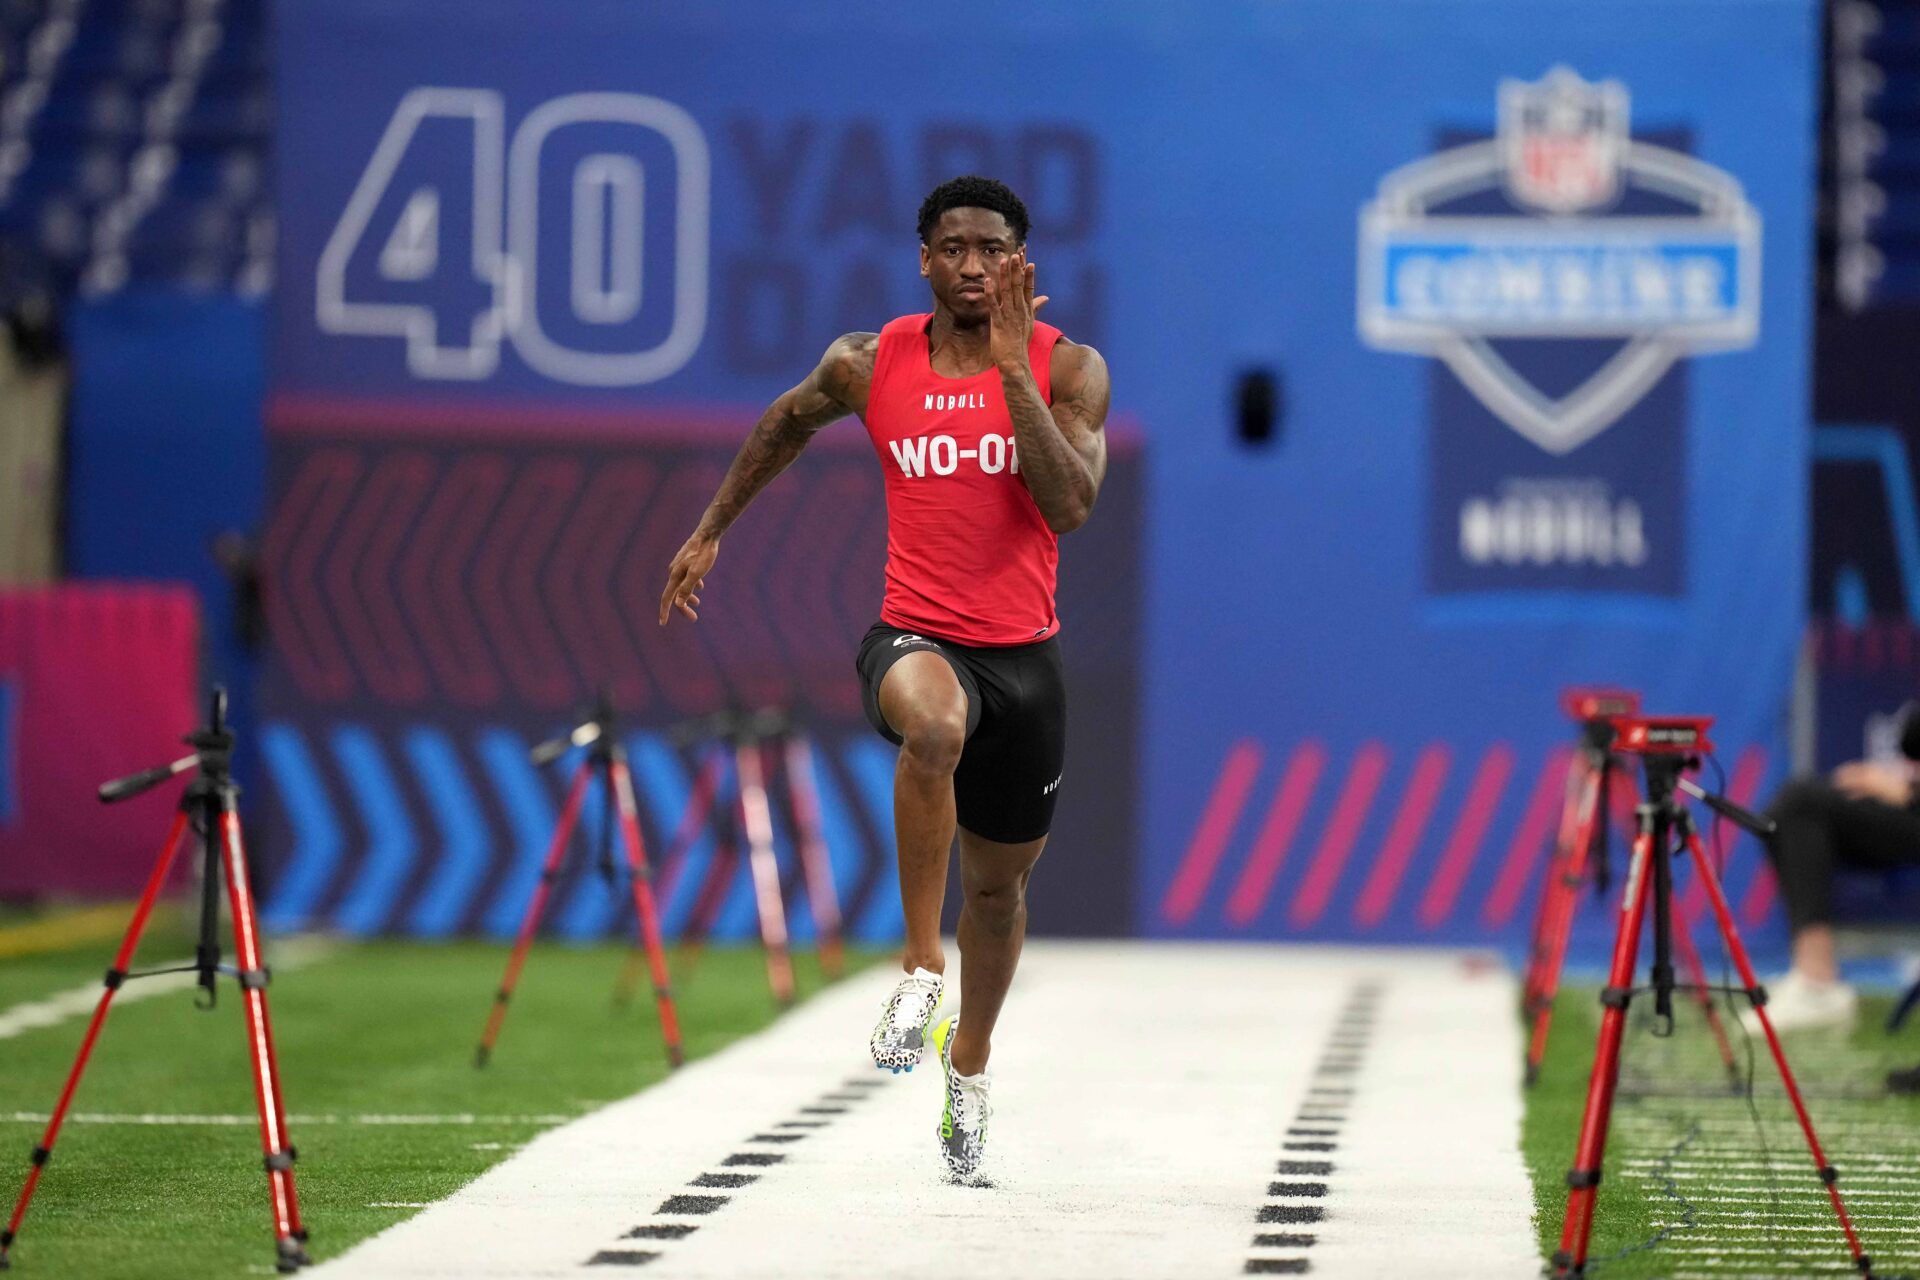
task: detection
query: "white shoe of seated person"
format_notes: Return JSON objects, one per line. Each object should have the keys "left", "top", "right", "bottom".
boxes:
{"left": 1740, "top": 971, "right": 1858, "bottom": 1037}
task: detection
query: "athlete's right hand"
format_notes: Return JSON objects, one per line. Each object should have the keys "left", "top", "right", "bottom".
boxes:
{"left": 659, "top": 534, "right": 717, "bottom": 625}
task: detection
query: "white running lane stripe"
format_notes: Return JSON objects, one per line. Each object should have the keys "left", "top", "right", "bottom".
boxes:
{"left": 310, "top": 943, "right": 1536, "bottom": 1278}
{"left": 0, "top": 936, "right": 333, "bottom": 1042}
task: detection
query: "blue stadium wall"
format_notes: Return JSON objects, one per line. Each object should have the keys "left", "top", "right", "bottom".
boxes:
{"left": 258, "top": 0, "right": 1818, "bottom": 950}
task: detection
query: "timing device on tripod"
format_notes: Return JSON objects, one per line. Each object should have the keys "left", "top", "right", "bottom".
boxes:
{"left": 1551, "top": 713, "right": 1875, "bottom": 1279}
{"left": 0, "top": 689, "right": 310, "bottom": 1274}
{"left": 1522, "top": 689, "right": 1737, "bottom": 1088}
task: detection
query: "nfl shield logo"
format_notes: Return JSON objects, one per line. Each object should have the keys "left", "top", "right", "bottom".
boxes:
{"left": 1500, "top": 66, "right": 1627, "bottom": 214}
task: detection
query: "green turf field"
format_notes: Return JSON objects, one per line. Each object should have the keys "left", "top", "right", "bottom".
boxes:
{"left": 0, "top": 908, "right": 875, "bottom": 1278}
{"left": 1522, "top": 983, "right": 1920, "bottom": 1278}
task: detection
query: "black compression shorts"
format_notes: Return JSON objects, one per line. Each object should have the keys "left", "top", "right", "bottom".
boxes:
{"left": 854, "top": 620, "right": 1066, "bottom": 844}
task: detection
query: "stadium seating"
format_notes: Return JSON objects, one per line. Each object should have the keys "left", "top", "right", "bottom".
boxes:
{"left": 0, "top": 0, "right": 269, "bottom": 307}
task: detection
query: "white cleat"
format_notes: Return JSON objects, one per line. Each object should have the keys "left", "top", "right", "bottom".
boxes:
{"left": 933, "top": 1014, "right": 991, "bottom": 1180}
{"left": 1740, "top": 972, "right": 1858, "bottom": 1038}
{"left": 870, "top": 967, "right": 943, "bottom": 1073}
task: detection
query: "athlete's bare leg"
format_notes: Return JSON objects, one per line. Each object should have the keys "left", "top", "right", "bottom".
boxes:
{"left": 877, "top": 652, "right": 970, "bottom": 978}
{"left": 948, "top": 827, "right": 1046, "bottom": 1076}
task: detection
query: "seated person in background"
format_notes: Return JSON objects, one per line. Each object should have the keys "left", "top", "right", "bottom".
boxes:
{"left": 1756, "top": 754, "right": 1920, "bottom": 1033}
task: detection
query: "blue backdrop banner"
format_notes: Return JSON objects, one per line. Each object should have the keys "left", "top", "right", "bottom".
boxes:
{"left": 266, "top": 0, "right": 1814, "bottom": 951}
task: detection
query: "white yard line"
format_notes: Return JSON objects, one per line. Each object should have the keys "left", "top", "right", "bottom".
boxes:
{"left": 3, "top": 1112, "right": 575, "bottom": 1127}
{"left": 310, "top": 942, "right": 1536, "bottom": 1279}
{"left": 0, "top": 936, "right": 334, "bottom": 1041}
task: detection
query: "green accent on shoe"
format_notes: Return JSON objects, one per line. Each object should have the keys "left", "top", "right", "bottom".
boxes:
{"left": 933, "top": 1016, "right": 957, "bottom": 1139}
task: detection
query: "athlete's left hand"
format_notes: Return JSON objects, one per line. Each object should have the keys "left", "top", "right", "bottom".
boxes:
{"left": 986, "top": 250, "right": 1049, "bottom": 372}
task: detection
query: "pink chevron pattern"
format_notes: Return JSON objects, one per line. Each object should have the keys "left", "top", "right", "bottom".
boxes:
{"left": 1160, "top": 739, "right": 1264, "bottom": 925}
{"left": 1352, "top": 743, "right": 1450, "bottom": 928}
{"left": 1479, "top": 746, "right": 1575, "bottom": 927}
{"left": 263, "top": 437, "right": 890, "bottom": 713}
{"left": 1286, "top": 742, "right": 1388, "bottom": 927}
{"left": 1417, "top": 744, "right": 1514, "bottom": 929}
{"left": 1224, "top": 741, "right": 1326, "bottom": 926}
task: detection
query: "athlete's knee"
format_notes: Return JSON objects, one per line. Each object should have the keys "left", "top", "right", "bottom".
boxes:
{"left": 965, "top": 876, "right": 1027, "bottom": 936}
{"left": 894, "top": 701, "right": 967, "bottom": 776}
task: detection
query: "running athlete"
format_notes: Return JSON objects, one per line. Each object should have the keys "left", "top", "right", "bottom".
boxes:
{"left": 658, "top": 175, "right": 1110, "bottom": 1179}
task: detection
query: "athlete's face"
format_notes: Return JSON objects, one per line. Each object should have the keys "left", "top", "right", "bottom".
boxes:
{"left": 920, "top": 208, "right": 1020, "bottom": 326}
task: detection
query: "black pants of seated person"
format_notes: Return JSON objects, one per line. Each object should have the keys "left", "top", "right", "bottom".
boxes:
{"left": 1763, "top": 778, "right": 1920, "bottom": 932}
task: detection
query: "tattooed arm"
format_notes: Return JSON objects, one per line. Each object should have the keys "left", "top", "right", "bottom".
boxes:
{"left": 658, "top": 332, "right": 877, "bottom": 625}
{"left": 1001, "top": 340, "right": 1110, "bottom": 534}
{"left": 984, "top": 247, "right": 1110, "bottom": 534}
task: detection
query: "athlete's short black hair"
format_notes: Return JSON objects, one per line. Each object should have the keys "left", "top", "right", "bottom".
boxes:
{"left": 917, "top": 175, "right": 1030, "bottom": 245}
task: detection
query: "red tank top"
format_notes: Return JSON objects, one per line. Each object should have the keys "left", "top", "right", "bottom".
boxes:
{"left": 862, "top": 313, "right": 1065, "bottom": 646}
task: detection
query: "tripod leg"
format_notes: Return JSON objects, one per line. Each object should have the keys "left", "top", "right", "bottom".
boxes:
{"left": 1, "top": 811, "right": 193, "bottom": 1270}
{"left": 1527, "top": 753, "right": 1593, "bottom": 1018}
{"left": 1669, "top": 898, "right": 1741, "bottom": 1087}
{"left": 609, "top": 757, "right": 685, "bottom": 1068}
{"left": 217, "top": 809, "right": 311, "bottom": 1271}
{"left": 735, "top": 741, "right": 796, "bottom": 1007}
{"left": 475, "top": 765, "right": 589, "bottom": 1067}
{"left": 1526, "top": 763, "right": 1602, "bottom": 1086}
{"left": 615, "top": 751, "right": 723, "bottom": 1005}
{"left": 1682, "top": 832, "right": 1875, "bottom": 1274}
{"left": 679, "top": 826, "right": 736, "bottom": 976}
{"left": 782, "top": 733, "right": 845, "bottom": 979}
{"left": 1554, "top": 826, "right": 1658, "bottom": 1279}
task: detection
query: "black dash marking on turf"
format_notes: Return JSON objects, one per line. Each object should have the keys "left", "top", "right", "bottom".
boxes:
{"left": 1277, "top": 1161, "right": 1332, "bottom": 1176}
{"left": 776, "top": 1121, "right": 828, "bottom": 1129}
{"left": 841, "top": 1078, "right": 887, "bottom": 1089}
{"left": 588, "top": 1250, "right": 660, "bottom": 1266}
{"left": 1269, "top": 1181, "right": 1328, "bottom": 1197}
{"left": 819, "top": 1092, "right": 866, "bottom": 1102}
{"left": 1257, "top": 1204, "right": 1324, "bottom": 1224}
{"left": 1244, "top": 983, "right": 1384, "bottom": 1276}
{"left": 722, "top": 1152, "right": 784, "bottom": 1167}
{"left": 624, "top": 1224, "right": 698, "bottom": 1240}
{"left": 656, "top": 1194, "right": 728, "bottom": 1215}
{"left": 799, "top": 1106, "right": 847, "bottom": 1115}
{"left": 751, "top": 1133, "right": 807, "bottom": 1143}
{"left": 691, "top": 1172, "right": 758, "bottom": 1189}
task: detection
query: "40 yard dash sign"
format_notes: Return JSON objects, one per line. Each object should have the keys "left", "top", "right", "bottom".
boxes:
{"left": 316, "top": 89, "right": 710, "bottom": 387}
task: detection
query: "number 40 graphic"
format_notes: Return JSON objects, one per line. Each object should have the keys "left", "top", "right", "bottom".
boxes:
{"left": 316, "top": 88, "right": 710, "bottom": 386}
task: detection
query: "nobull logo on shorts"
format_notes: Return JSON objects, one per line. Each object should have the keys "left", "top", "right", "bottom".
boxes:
{"left": 1357, "top": 66, "right": 1760, "bottom": 457}
{"left": 1354, "top": 68, "right": 1763, "bottom": 597}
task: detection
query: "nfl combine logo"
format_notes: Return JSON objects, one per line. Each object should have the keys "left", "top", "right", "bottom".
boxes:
{"left": 1357, "top": 67, "right": 1761, "bottom": 457}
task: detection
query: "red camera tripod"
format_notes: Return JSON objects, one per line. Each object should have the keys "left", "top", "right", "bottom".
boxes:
{"left": 0, "top": 689, "right": 309, "bottom": 1274}
{"left": 661, "top": 707, "right": 846, "bottom": 1007}
{"left": 1551, "top": 715, "right": 1873, "bottom": 1279}
{"left": 475, "top": 697, "right": 683, "bottom": 1069}
{"left": 1523, "top": 689, "right": 1737, "bottom": 1087}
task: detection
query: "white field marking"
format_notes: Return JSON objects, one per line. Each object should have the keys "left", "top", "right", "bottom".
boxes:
{"left": 309, "top": 943, "right": 1536, "bottom": 1280}
{"left": 368, "top": 1203, "right": 433, "bottom": 1209}
{"left": 1651, "top": 1220, "right": 1920, "bottom": 1228}
{"left": 0, "top": 935, "right": 334, "bottom": 1041}
{"left": 3, "top": 1112, "right": 574, "bottom": 1127}
{"left": 1623, "top": 1158, "right": 1919, "bottom": 1173}
{"left": 1653, "top": 1219, "right": 1920, "bottom": 1234}
{"left": 1639, "top": 1189, "right": 1920, "bottom": 1203}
